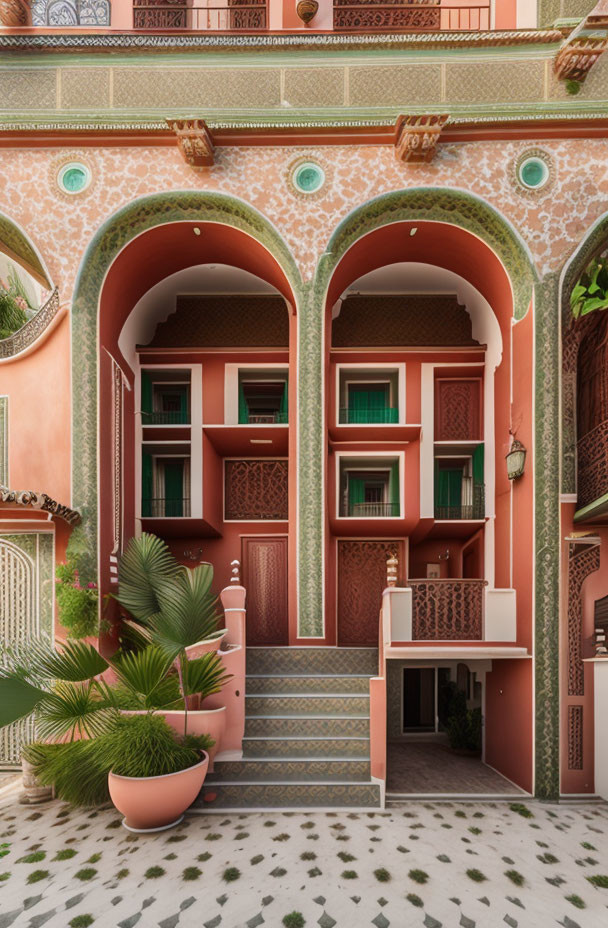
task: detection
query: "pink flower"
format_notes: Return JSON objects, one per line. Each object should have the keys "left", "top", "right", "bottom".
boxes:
{"left": 87, "top": 582, "right": 97, "bottom": 590}
{"left": 14, "top": 296, "right": 27, "bottom": 311}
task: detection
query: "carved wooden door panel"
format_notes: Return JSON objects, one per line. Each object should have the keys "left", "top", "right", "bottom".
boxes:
{"left": 338, "top": 540, "right": 403, "bottom": 646}
{"left": 243, "top": 537, "right": 288, "bottom": 646}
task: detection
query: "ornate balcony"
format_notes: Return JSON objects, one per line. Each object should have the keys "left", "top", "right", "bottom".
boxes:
{"left": 142, "top": 497, "right": 191, "bottom": 517}
{"left": 409, "top": 579, "right": 486, "bottom": 640}
{"left": 333, "top": 0, "right": 490, "bottom": 33}
{"left": 577, "top": 420, "right": 608, "bottom": 512}
{"left": 341, "top": 501, "right": 400, "bottom": 517}
{"left": 339, "top": 407, "right": 399, "bottom": 424}
{"left": 132, "top": 0, "right": 267, "bottom": 30}
{"left": 434, "top": 478, "right": 485, "bottom": 521}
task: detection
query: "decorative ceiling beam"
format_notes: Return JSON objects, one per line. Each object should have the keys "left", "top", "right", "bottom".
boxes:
{"left": 554, "top": 0, "right": 608, "bottom": 86}
{"left": 394, "top": 114, "right": 449, "bottom": 163}
{"left": 0, "top": 484, "right": 81, "bottom": 525}
{"left": 166, "top": 118, "right": 214, "bottom": 169}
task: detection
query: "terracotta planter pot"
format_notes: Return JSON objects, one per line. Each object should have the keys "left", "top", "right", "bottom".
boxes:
{"left": 185, "top": 630, "right": 227, "bottom": 658}
{"left": 161, "top": 707, "right": 227, "bottom": 771}
{"left": 108, "top": 754, "right": 208, "bottom": 832}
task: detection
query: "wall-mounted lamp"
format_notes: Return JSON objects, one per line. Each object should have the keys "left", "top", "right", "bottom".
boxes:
{"left": 183, "top": 548, "right": 203, "bottom": 562}
{"left": 506, "top": 438, "right": 527, "bottom": 480}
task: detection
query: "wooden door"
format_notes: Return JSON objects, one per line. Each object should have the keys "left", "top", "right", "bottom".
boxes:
{"left": 337, "top": 540, "right": 403, "bottom": 646}
{"left": 242, "top": 537, "right": 288, "bottom": 645}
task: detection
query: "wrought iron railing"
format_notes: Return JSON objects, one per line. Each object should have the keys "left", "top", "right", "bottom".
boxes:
{"left": 333, "top": 0, "right": 490, "bottom": 32}
{"left": 247, "top": 412, "right": 288, "bottom": 424}
{"left": 142, "top": 498, "right": 191, "bottom": 517}
{"left": 577, "top": 420, "right": 608, "bottom": 511}
{"left": 409, "top": 578, "right": 486, "bottom": 640}
{"left": 341, "top": 501, "right": 400, "bottom": 517}
{"left": 0, "top": 290, "right": 60, "bottom": 361}
{"left": 142, "top": 410, "right": 190, "bottom": 425}
{"left": 434, "top": 478, "right": 485, "bottom": 520}
{"left": 339, "top": 407, "right": 399, "bottom": 424}
{"left": 132, "top": 1, "right": 267, "bottom": 30}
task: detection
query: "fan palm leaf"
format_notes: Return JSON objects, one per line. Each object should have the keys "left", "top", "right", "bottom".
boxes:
{"left": 148, "top": 564, "right": 222, "bottom": 656}
{"left": 110, "top": 646, "right": 177, "bottom": 709}
{"left": 0, "top": 675, "right": 48, "bottom": 727}
{"left": 184, "top": 653, "right": 232, "bottom": 699}
{"left": 115, "top": 533, "right": 181, "bottom": 624}
{"left": 28, "top": 639, "right": 108, "bottom": 683}
{"left": 36, "top": 682, "right": 117, "bottom": 741}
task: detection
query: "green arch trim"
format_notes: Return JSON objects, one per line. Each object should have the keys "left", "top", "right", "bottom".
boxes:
{"left": 70, "top": 190, "right": 302, "bottom": 578}
{"left": 0, "top": 210, "right": 52, "bottom": 288}
{"left": 296, "top": 187, "right": 538, "bottom": 639}
{"left": 320, "top": 187, "right": 538, "bottom": 320}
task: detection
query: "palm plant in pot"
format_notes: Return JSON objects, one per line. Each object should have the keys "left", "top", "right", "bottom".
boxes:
{"left": 0, "top": 637, "right": 214, "bottom": 831}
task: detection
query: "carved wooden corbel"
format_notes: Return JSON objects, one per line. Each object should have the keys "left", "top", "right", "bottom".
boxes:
{"left": 166, "top": 118, "right": 214, "bottom": 169}
{"left": 554, "top": 0, "right": 608, "bottom": 85}
{"left": 394, "top": 114, "right": 449, "bottom": 164}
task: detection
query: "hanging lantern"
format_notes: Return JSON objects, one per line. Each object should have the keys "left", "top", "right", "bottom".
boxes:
{"left": 296, "top": 0, "right": 319, "bottom": 24}
{"left": 506, "top": 438, "right": 527, "bottom": 480}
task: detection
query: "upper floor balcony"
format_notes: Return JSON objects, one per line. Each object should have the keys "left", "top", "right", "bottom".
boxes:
{"left": 7, "top": 0, "right": 499, "bottom": 34}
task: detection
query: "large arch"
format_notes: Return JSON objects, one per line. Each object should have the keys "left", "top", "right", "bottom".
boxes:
{"left": 70, "top": 191, "right": 302, "bottom": 584}
{"left": 0, "top": 210, "right": 52, "bottom": 289}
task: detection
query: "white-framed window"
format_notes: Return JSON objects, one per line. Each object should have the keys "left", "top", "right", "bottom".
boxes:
{"left": 336, "top": 363, "right": 405, "bottom": 426}
{"left": 336, "top": 452, "right": 404, "bottom": 519}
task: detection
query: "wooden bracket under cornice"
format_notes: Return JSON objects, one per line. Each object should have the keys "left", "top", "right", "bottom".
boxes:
{"left": 394, "top": 114, "right": 449, "bottom": 163}
{"left": 166, "top": 118, "right": 214, "bottom": 169}
{"left": 554, "top": 0, "right": 608, "bottom": 84}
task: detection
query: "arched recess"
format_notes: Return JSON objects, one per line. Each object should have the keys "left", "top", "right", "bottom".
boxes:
{"left": 70, "top": 191, "right": 302, "bottom": 589}
{"left": 560, "top": 212, "right": 608, "bottom": 497}
{"left": 0, "top": 210, "right": 52, "bottom": 289}
{"left": 297, "top": 188, "right": 537, "bottom": 638}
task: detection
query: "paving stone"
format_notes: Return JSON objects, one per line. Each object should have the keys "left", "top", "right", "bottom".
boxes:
{"left": 313, "top": 897, "right": 326, "bottom": 906}
{"left": 246, "top": 915, "right": 264, "bottom": 928}
{"left": 459, "top": 917, "right": 475, "bottom": 928}
{"left": 23, "top": 896, "right": 43, "bottom": 910}
{"left": 117, "top": 914, "right": 142, "bottom": 928}
{"left": 351, "top": 896, "right": 360, "bottom": 904}
{"left": 180, "top": 898, "right": 196, "bottom": 911}
{"left": 261, "top": 897, "right": 273, "bottom": 907}
{"left": 158, "top": 916, "right": 180, "bottom": 928}
{"left": 506, "top": 897, "right": 525, "bottom": 909}
{"left": 478, "top": 897, "right": 490, "bottom": 906}
{"left": 372, "top": 915, "right": 389, "bottom": 928}
{"left": 204, "top": 917, "right": 221, "bottom": 928}
{"left": 503, "top": 917, "right": 517, "bottom": 928}
{"left": 216, "top": 895, "right": 228, "bottom": 907}
{"left": 111, "top": 897, "right": 123, "bottom": 905}
{"left": 560, "top": 919, "right": 582, "bottom": 928}
{"left": 141, "top": 897, "right": 155, "bottom": 909}
{"left": 424, "top": 917, "right": 442, "bottom": 928}
{"left": 28, "top": 912, "right": 56, "bottom": 928}
{"left": 64, "top": 894, "right": 85, "bottom": 910}
{"left": 0, "top": 911, "right": 23, "bottom": 928}
{"left": 318, "top": 914, "right": 337, "bottom": 928}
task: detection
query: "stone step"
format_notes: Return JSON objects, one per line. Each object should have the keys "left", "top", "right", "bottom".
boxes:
{"left": 244, "top": 715, "right": 370, "bottom": 738}
{"left": 245, "top": 694, "right": 370, "bottom": 717}
{"left": 194, "top": 781, "right": 382, "bottom": 810}
{"left": 246, "top": 674, "right": 371, "bottom": 695}
{"left": 242, "top": 736, "right": 370, "bottom": 758}
{"left": 207, "top": 758, "right": 370, "bottom": 783}
{"left": 246, "top": 647, "right": 378, "bottom": 676}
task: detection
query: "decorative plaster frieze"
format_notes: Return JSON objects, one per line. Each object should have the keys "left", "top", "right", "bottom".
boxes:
{"left": 0, "top": 484, "right": 81, "bottom": 525}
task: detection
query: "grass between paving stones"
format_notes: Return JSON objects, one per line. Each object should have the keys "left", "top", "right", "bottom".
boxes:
{"left": 251, "top": 854, "right": 264, "bottom": 865}
{"left": 182, "top": 866, "right": 202, "bottom": 881}
{"left": 408, "top": 869, "right": 429, "bottom": 884}
{"left": 0, "top": 843, "right": 9, "bottom": 859}
{"left": 406, "top": 893, "right": 424, "bottom": 907}
{"left": 565, "top": 894, "right": 586, "bottom": 908}
{"left": 54, "top": 848, "right": 77, "bottom": 861}
{"left": 308, "top": 867, "right": 322, "bottom": 877}
{"left": 17, "top": 851, "right": 46, "bottom": 863}
{"left": 223, "top": 867, "right": 240, "bottom": 882}
{"left": 341, "top": 870, "right": 358, "bottom": 879}
{"left": 509, "top": 803, "right": 533, "bottom": 818}
{"left": 537, "top": 853, "right": 559, "bottom": 864}
{"left": 282, "top": 913, "right": 305, "bottom": 928}
{"left": 75, "top": 868, "right": 98, "bottom": 881}
{"left": 374, "top": 868, "right": 391, "bottom": 882}
{"left": 337, "top": 851, "right": 356, "bottom": 862}
{"left": 26, "top": 869, "right": 49, "bottom": 884}
{"left": 69, "top": 916, "right": 94, "bottom": 927}
{"left": 0, "top": 872, "right": 10, "bottom": 882}
{"left": 505, "top": 870, "right": 525, "bottom": 886}
{"left": 581, "top": 842, "right": 596, "bottom": 851}
{"left": 586, "top": 874, "right": 608, "bottom": 888}
{"left": 116, "top": 868, "right": 129, "bottom": 879}
{"left": 86, "top": 853, "right": 101, "bottom": 864}
{"left": 466, "top": 869, "right": 487, "bottom": 882}
{"left": 273, "top": 833, "right": 290, "bottom": 841}
{"left": 144, "top": 866, "right": 165, "bottom": 879}
{"left": 300, "top": 851, "right": 317, "bottom": 861}
{"left": 198, "top": 852, "right": 212, "bottom": 862}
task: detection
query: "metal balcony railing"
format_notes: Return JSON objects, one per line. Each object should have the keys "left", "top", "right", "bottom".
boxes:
{"left": 132, "top": 1, "right": 267, "bottom": 30}
{"left": 247, "top": 412, "right": 288, "bottom": 424}
{"left": 142, "top": 410, "right": 190, "bottom": 425}
{"left": 434, "top": 478, "right": 485, "bottom": 520}
{"left": 142, "top": 498, "right": 191, "bottom": 517}
{"left": 339, "top": 407, "right": 399, "bottom": 424}
{"left": 409, "top": 578, "right": 486, "bottom": 640}
{"left": 341, "top": 501, "right": 400, "bottom": 517}
{"left": 333, "top": 0, "right": 490, "bottom": 32}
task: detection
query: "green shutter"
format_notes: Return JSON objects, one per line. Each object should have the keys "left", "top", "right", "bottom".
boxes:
{"left": 141, "top": 371, "right": 153, "bottom": 423}
{"left": 349, "top": 387, "right": 368, "bottom": 423}
{"left": 435, "top": 465, "right": 463, "bottom": 514}
{"left": 472, "top": 443, "right": 484, "bottom": 485}
{"left": 390, "top": 461, "right": 400, "bottom": 514}
{"left": 142, "top": 451, "right": 153, "bottom": 517}
{"left": 348, "top": 475, "right": 365, "bottom": 514}
{"left": 164, "top": 460, "right": 184, "bottom": 517}
{"left": 279, "top": 381, "right": 288, "bottom": 422}
{"left": 238, "top": 382, "right": 248, "bottom": 424}
{"left": 179, "top": 388, "right": 188, "bottom": 423}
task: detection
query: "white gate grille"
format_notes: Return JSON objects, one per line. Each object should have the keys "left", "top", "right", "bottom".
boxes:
{"left": 0, "top": 538, "right": 38, "bottom": 766}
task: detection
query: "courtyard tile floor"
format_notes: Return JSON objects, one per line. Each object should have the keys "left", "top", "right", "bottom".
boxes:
{"left": 0, "top": 785, "right": 607, "bottom": 928}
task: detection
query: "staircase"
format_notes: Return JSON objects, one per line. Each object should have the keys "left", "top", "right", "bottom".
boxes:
{"left": 194, "top": 647, "right": 382, "bottom": 810}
